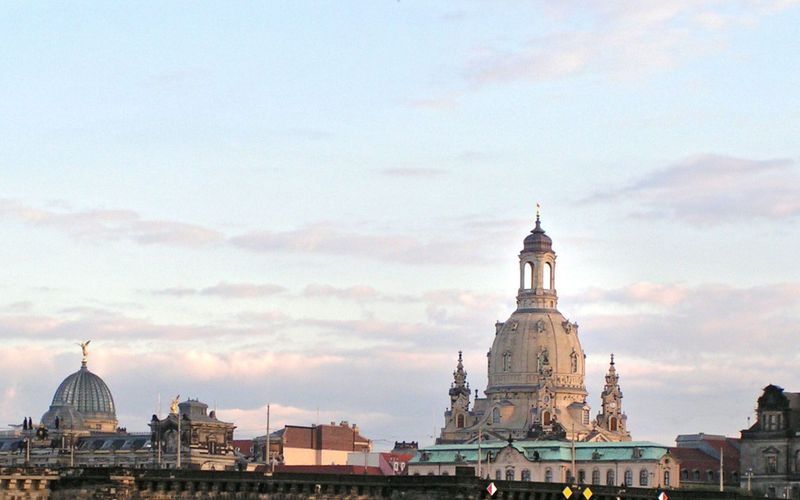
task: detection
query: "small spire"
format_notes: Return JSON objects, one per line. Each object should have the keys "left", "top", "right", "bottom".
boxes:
{"left": 610, "top": 353, "right": 615, "bottom": 365}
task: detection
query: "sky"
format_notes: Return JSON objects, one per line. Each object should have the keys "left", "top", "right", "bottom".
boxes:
{"left": 1, "top": 1, "right": 799, "bottom": 449}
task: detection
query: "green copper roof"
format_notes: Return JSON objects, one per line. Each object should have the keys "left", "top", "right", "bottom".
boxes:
{"left": 409, "top": 441, "right": 669, "bottom": 464}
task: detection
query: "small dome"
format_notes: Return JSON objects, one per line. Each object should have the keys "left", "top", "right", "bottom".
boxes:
{"left": 51, "top": 363, "right": 116, "bottom": 418}
{"left": 523, "top": 217, "right": 552, "bottom": 253}
{"left": 41, "top": 403, "right": 86, "bottom": 430}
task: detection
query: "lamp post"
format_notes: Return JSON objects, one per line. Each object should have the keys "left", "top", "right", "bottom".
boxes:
{"left": 477, "top": 421, "right": 491, "bottom": 479}
{"left": 746, "top": 467, "right": 753, "bottom": 492}
{"left": 176, "top": 409, "right": 181, "bottom": 469}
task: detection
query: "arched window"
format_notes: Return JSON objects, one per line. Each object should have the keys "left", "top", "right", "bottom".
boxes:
{"left": 606, "top": 469, "right": 615, "bottom": 485}
{"left": 592, "top": 469, "right": 600, "bottom": 485}
{"left": 524, "top": 262, "right": 534, "bottom": 290}
{"left": 542, "top": 411, "right": 551, "bottom": 426}
{"left": 456, "top": 414, "right": 464, "bottom": 428}
{"left": 639, "top": 469, "right": 648, "bottom": 486}
{"left": 578, "top": 469, "right": 586, "bottom": 483}
{"left": 609, "top": 416, "right": 618, "bottom": 432}
{"left": 570, "top": 351, "right": 578, "bottom": 373}
{"left": 503, "top": 352, "right": 512, "bottom": 371}
{"left": 543, "top": 262, "right": 552, "bottom": 289}
{"left": 707, "top": 470, "right": 714, "bottom": 482}
{"left": 521, "top": 469, "right": 531, "bottom": 481}
{"left": 495, "top": 470, "right": 502, "bottom": 481}
{"left": 664, "top": 470, "right": 671, "bottom": 487}
{"left": 492, "top": 408, "right": 501, "bottom": 424}
{"left": 545, "top": 468, "right": 553, "bottom": 483}
{"left": 565, "top": 469, "right": 572, "bottom": 483}
{"left": 732, "top": 471, "right": 738, "bottom": 482}
{"left": 624, "top": 469, "right": 633, "bottom": 486}
{"left": 681, "top": 469, "right": 688, "bottom": 480}
{"left": 506, "top": 468, "right": 515, "bottom": 481}
{"left": 692, "top": 469, "right": 700, "bottom": 481}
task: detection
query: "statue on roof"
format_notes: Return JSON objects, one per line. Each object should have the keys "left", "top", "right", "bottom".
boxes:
{"left": 76, "top": 340, "right": 91, "bottom": 364}
{"left": 170, "top": 395, "right": 180, "bottom": 415}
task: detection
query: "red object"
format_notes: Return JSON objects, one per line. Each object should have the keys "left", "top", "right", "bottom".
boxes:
{"left": 487, "top": 482, "right": 497, "bottom": 496}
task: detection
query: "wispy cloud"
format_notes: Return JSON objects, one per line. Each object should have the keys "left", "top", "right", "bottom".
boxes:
{"left": 0, "top": 200, "right": 223, "bottom": 247}
{"left": 154, "top": 282, "right": 286, "bottom": 299}
{"left": 230, "top": 223, "right": 490, "bottom": 264}
{"left": 585, "top": 154, "right": 800, "bottom": 225}
{"left": 377, "top": 167, "right": 448, "bottom": 177}
{"left": 465, "top": 1, "right": 798, "bottom": 85}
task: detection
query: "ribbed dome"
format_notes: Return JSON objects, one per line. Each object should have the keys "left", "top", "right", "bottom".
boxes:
{"left": 51, "top": 363, "right": 116, "bottom": 417}
{"left": 523, "top": 217, "right": 552, "bottom": 253}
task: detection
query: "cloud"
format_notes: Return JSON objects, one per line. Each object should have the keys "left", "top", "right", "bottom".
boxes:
{"left": 0, "top": 200, "right": 223, "bottom": 247}
{"left": 465, "top": 1, "right": 797, "bottom": 85}
{"left": 585, "top": 154, "right": 800, "bottom": 225}
{"left": 230, "top": 223, "right": 491, "bottom": 264}
{"left": 154, "top": 282, "right": 286, "bottom": 299}
{"left": 377, "top": 168, "right": 448, "bottom": 177}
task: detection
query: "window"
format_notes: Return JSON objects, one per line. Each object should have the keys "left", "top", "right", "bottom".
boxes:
{"left": 766, "top": 454, "right": 778, "bottom": 474}
{"left": 543, "top": 262, "right": 552, "bottom": 289}
{"left": 570, "top": 351, "right": 578, "bottom": 373}
{"left": 578, "top": 469, "right": 586, "bottom": 483}
{"left": 524, "top": 262, "right": 534, "bottom": 289}
{"left": 583, "top": 410, "right": 590, "bottom": 426}
{"left": 565, "top": 469, "right": 572, "bottom": 483}
{"left": 545, "top": 468, "right": 553, "bottom": 483}
{"left": 521, "top": 469, "right": 531, "bottom": 481}
{"left": 542, "top": 411, "right": 551, "bottom": 426}
{"left": 609, "top": 416, "right": 618, "bottom": 432}
{"left": 592, "top": 469, "right": 600, "bottom": 485}
{"left": 664, "top": 470, "right": 670, "bottom": 487}
{"left": 624, "top": 469, "right": 633, "bottom": 486}
{"left": 707, "top": 470, "right": 714, "bottom": 481}
{"left": 503, "top": 352, "right": 512, "bottom": 372}
{"left": 457, "top": 415, "right": 464, "bottom": 428}
{"left": 492, "top": 408, "right": 501, "bottom": 424}
{"left": 506, "top": 468, "right": 515, "bottom": 481}
{"left": 496, "top": 470, "right": 502, "bottom": 481}
{"left": 692, "top": 469, "right": 700, "bottom": 481}
{"left": 681, "top": 469, "right": 688, "bottom": 480}
{"left": 639, "top": 469, "right": 648, "bottom": 486}
{"left": 606, "top": 470, "right": 615, "bottom": 486}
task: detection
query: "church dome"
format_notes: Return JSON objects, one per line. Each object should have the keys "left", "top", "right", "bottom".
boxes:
{"left": 487, "top": 310, "right": 585, "bottom": 395}
{"left": 42, "top": 359, "right": 118, "bottom": 432}
{"left": 522, "top": 217, "right": 552, "bottom": 253}
{"left": 51, "top": 363, "right": 116, "bottom": 416}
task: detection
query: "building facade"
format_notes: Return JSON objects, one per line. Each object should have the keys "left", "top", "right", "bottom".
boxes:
{"left": 409, "top": 440, "right": 678, "bottom": 488}
{"left": 740, "top": 384, "right": 800, "bottom": 498}
{"left": 439, "top": 215, "right": 630, "bottom": 443}
{"left": 251, "top": 421, "right": 371, "bottom": 467}
{"left": 150, "top": 399, "right": 237, "bottom": 470}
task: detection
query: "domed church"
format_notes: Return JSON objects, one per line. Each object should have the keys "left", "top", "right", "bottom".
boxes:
{"left": 438, "top": 213, "right": 631, "bottom": 443}
{"left": 41, "top": 342, "right": 118, "bottom": 433}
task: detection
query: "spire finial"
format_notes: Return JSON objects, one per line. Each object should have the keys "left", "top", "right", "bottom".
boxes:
{"left": 536, "top": 202, "right": 541, "bottom": 222}
{"left": 610, "top": 353, "right": 615, "bottom": 365}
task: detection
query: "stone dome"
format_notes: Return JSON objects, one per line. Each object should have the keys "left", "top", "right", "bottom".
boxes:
{"left": 522, "top": 217, "right": 552, "bottom": 253}
{"left": 487, "top": 309, "right": 585, "bottom": 395}
{"left": 42, "top": 362, "right": 118, "bottom": 432}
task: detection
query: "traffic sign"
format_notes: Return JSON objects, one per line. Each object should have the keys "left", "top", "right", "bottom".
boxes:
{"left": 486, "top": 482, "right": 497, "bottom": 496}
{"left": 583, "top": 486, "right": 593, "bottom": 499}
{"left": 562, "top": 486, "right": 573, "bottom": 498}
{"left": 658, "top": 492, "right": 668, "bottom": 500}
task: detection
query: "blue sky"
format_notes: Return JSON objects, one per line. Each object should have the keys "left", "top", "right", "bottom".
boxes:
{"left": 1, "top": 1, "right": 799, "bottom": 446}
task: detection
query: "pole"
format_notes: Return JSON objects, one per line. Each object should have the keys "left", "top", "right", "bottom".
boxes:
{"left": 571, "top": 424, "right": 576, "bottom": 484}
{"left": 70, "top": 431, "right": 75, "bottom": 467}
{"left": 719, "top": 446, "right": 724, "bottom": 492}
{"left": 264, "top": 404, "right": 275, "bottom": 472}
{"left": 176, "top": 408, "right": 181, "bottom": 469}
{"left": 477, "top": 423, "right": 482, "bottom": 478}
